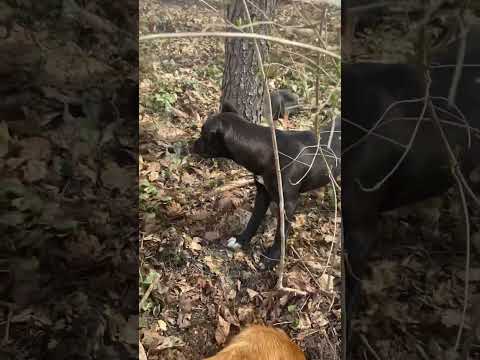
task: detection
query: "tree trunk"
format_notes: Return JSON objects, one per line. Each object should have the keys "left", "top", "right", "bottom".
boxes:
{"left": 220, "top": 0, "right": 276, "bottom": 124}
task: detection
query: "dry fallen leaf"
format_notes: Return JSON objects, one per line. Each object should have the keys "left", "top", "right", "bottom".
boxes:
{"left": 203, "top": 255, "right": 223, "bottom": 275}
{"left": 297, "top": 313, "right": 312, "bottom": 330}
{"left": 204, "top": 231, "right": 220, "bottom": 242}
{"left": 286, "top": 270, "right": 315, "bottom": 293}
{"left": 217, "top": 192, "right": 242, "bottom": 211}
{"left": 177, "top": 311, "right": 191, "bottom": 329}
{"left": 186, "top": 237, "right": 202, "bottom": 252}
{"left": 157, "top": 319, "right": 168, "bottom": 332}
{"left": 237, "top": 306, "right": 254, "bottom": 323}
{"left": 221, "top": 306, "right": 239, "bottom": 327}
{"left": 166, "top": 201, "right": 183, "bottom": 218}
{"left": 318, "top": 273, "right": 334, "bottom": 292}
{"left": 155, "top": 335, "right": 185, "bottom": 350}
{"left": 191, "top": 210, "right": 209, "bottom": 221}
{"left": 323, "top": 234, "right": 336, "bottom": 243}
{"left": 148, "top": 171, "right": 159, "bottom": 181}
{"left": 142, "top": 329, "right": 163, "bottom": 349}
{"left": 19, "top": 137, "right": 51, "bottom": 160}
{"left": 23, "top": 160, "right": 47, "bottom": 182}
{"left": 181, "top": 172, "right": 196, "bottom": 185}
{"left": 441, "top": 309, "right": 463, "bottom": 328}
{"left": 214, "top": 315, "right": 231, "bottom": 345}
{"left": 139, "top": 341, "right": 147, "bottom": 360}
{"left": 101, "top": 162, "right": 132, "bottom": 191}
{"left": 311, "top": 311, "right": 329, "bottom": 327}
{"left": 246, "top": 288, "right": 259, "bottom": 299}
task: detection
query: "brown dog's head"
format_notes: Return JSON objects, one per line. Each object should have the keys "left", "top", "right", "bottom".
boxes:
{"left": 191, "top": 101, "right": 238, "bottom": 158}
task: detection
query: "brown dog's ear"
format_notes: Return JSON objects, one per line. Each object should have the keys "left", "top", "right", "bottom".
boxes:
{"left": 220, "top": 101, "right": 238, "bottom": 114}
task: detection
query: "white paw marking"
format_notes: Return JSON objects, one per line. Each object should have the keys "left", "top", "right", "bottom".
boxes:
{"left": 227, "top": 237, "right": 241, "bottom": 249}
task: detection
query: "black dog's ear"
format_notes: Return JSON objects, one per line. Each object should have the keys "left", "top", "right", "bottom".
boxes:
{"left": 220, "top": 101, "right": 238, "bottom": 114}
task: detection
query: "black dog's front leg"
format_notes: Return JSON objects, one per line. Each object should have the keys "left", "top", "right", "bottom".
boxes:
{"left": 264, "top": 194, "right": 299, "bottom": 263}
{"left": 343, "top": 205, "right": 379, "bottom": 360}
{"left": 227, "top": 181, "right": 271, "bottom": 249}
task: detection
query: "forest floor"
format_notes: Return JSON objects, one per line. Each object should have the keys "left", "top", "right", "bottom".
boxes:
{"left": 139, "top": 1, "right": 341, "bottom": 359}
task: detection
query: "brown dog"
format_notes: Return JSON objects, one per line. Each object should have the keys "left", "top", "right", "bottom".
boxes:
{"left": 203, "top": 325, "right": 306, "bottom": 360}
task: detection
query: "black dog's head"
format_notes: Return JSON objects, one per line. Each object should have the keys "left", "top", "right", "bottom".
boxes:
{"left": 191, "top": 101, "right": 238, "bottom": 158}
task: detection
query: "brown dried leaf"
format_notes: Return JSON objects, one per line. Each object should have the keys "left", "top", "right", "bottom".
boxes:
{"left": 139, "top": 342, "right": 147, "bottom": 360}
{"left": 148, "top": 171, "right": 159, "bottom": 181}
{"left": 204, "top": 231, "right": 220, "bottom": 242}
{"left": 297, "top": 313, "right": 312, "bottom": 330}
{"left": 186, "top": 237, "right": 202, "bottom": 252}
{"left": 191, "top": 210, "right": 209, "bottom": 221}
{"left": 177, "top": 312, "right": 191, "bottom": 329}
{"left": 246, "top": 288, "right": 259, "bottom": 299}
{"left": 441, "top": 309, "right": 463, "bottom": 328}
{"left": 171, "top": 107, "right": 189, "bottom": 119}
{"left": 318, "top": 274, "right": 334, "bottom": 292}
{"left": 155, "top": 335, "right": 185, "bottom": 350}
{"left": 101, "top": 162, "right": 132, "bottom": 191}
{"left": 286, "top": 270, "right": 316, "bottom": 293}
{"left": 157, "top": 319, "right": 168, "bottom": 332}
{"left": 166, "top": 202, "right": 183, "bottom": 218}
{"left": 214, "top": 315, "right": 231, "bottom": 345}
{"left": 221, "top": 306, "right": 239, "bottom": 327}
{"left": 142, "top": 329, "right": 163, "bottom": 349}
{"left": 19, "top": 137, "right": 51, "bottom": 160}
{"left": 204, "top": 255, "right": 223, "bottom": 275}
{"left": 237, "top": 306, "right": 254, "bottom": 323}
{"left": 181, "top": 172, "right": 196, "bottom": 185}
{"left": 23, "top": 160, "right": 47, "bottom": 182}
{"left": 217, "top": 196, "right": 233, "bottom": 211}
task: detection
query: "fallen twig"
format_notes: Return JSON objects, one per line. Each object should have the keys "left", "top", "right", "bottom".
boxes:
{"left": 277, "top": 286, "right": 308, "bottom": 296}
{"left": 212, "top": 178, "right": 255, "bottom": 195}
{"left": 139, "top": 273, "right": 160, "bottom": 311}
{"left": 0, "top": 301, "right": 13, "bottom": 346}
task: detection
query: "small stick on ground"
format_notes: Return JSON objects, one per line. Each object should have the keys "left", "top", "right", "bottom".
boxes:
{"left": 0, "top": 302, "right": 13, "bottom": 346}
{"left": 139, "top": 273, "right": 160, "bottom": 311}
{"left": 360, "top": 334, "right": 381, "bottom": 360}
{"left": 212, "top": 178, "right": 254, "bottom": 194}
{"left": 277, "top": 286, "right": 308, "bottom": 296}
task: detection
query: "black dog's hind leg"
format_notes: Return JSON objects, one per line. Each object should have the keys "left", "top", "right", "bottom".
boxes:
{"left": 227, "top": 180, "right": 271, "bottom": 249}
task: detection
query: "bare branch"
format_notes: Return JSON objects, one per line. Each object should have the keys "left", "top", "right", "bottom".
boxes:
{"left": 140, "top": 31, "right": 340, "bottom": 58}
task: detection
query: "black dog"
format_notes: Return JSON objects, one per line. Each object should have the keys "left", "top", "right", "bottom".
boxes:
{"left": 342, "top": 27, "right": 480, "bottom": 358}
{"left": 192, "top": 102, "right": 340, "bottom": 262}
{"left": 268, "top": 89, "right": 300, "bottom": 127}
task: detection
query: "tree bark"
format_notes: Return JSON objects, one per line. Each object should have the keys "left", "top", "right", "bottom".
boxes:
{"left": 220, "top": 0, "right": 276, "bottom": 124}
